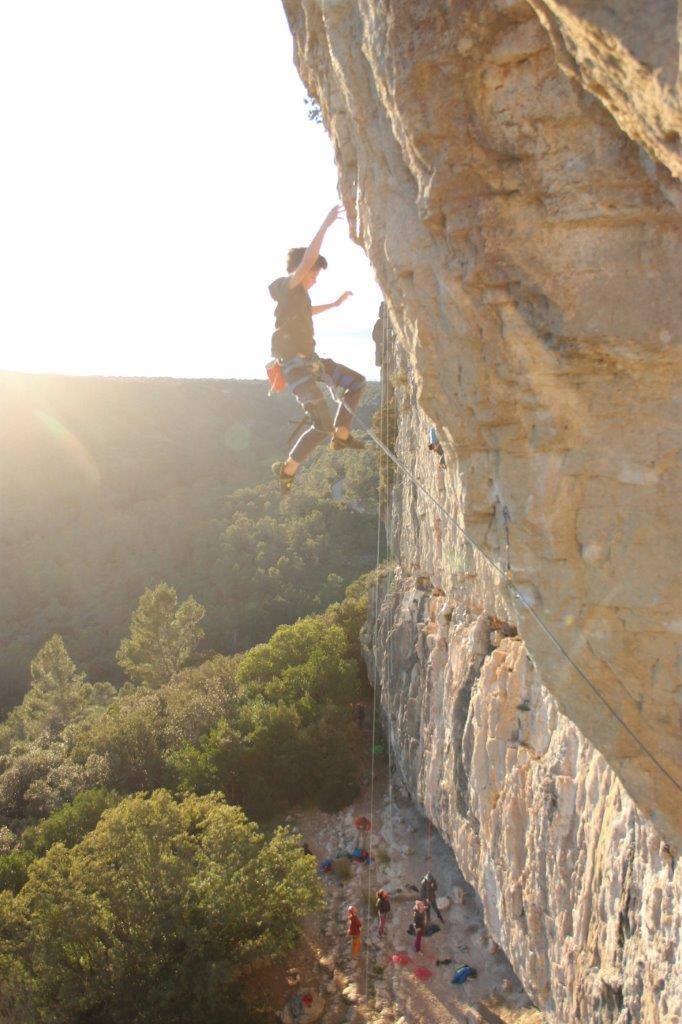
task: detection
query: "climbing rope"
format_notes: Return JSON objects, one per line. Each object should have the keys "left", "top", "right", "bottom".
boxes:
{"left": 502, "top": 504, "right": 511, "bottom": 576}
{"left": 363, "top": 322, "right": 386, "bottom": 993}
{"left": 381, "top": 305, "right": 396, "bottom": 852}
{"left": 341, "top": 395, "right": 682, "bottom": 795}
{"left": 363, "top": 304, "right": 402, "bottom": 990}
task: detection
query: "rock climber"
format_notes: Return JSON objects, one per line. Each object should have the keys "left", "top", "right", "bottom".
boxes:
{"left": 413, "top": 899, "right": 428, "bottom": 953}
{"left": 427, "top": 427, "right": 446, "bottom": 468}
{"left": 269, "top": 204, "right": 367, "bottom": 495}
{"left": 376, "top": 888, "right": 391, "bottom": 937}
{"left": 347, "top": 905, "right": 363, "bottom": 958}
{"left": 420, "top": 871, "right": 445, "bottom": 923}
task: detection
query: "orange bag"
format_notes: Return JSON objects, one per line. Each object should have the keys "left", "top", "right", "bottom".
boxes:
{"left": 266, "top": 359, "right": 287, "bottom": 395}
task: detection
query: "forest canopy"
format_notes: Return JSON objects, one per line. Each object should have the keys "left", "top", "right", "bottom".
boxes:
{"left": 0, "top": 791, "right": 323, "bottom": 1024}
{"left": 0, "top": 576, "right": 374, "bottom": 1023}
{"left": 0, "top": 370, "right": 384, "bottom": 1023}
{"left": 0, "top": 372, "right": 378, "bottom": 711}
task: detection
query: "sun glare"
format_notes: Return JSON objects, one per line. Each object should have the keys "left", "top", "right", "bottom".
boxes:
{"left": 0, "top": 1, "right": 381, "bottom": 381}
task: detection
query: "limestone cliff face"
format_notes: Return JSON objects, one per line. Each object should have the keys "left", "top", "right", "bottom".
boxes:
{"left": 281, "top": 0, "right": 681, "bottom": 849}
{"left": 363, "top": 351, "right": 681, "bottom": 1021}
{"left": 523, "top": 1, "right": 682, "bottom": 179}
{"left": 366, "top": 571, "right": 681, "bottom": 1022}
{"left": 280, "top": 2, "right": 681, "bottom": 1020}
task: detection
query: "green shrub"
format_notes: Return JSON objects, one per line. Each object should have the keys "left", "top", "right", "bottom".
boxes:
{"left": 0, "top": 790, "right": 323, "bottom": 1024}
{"left": 21, "top": 788, "right": 118, "bottom": 857}
{"left": 0, "top": 850, "right": 32, "bottom": 894}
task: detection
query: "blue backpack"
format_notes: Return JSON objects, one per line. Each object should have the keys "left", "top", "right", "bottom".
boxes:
{"left": 452, "top": 965, "right": 477, "bottom": 984}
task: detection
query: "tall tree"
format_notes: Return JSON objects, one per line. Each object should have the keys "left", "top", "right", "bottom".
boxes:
{"left": 0, "top": 637, "right": 109, "bottom": 751}
{"left": 0, "top": 790, "right": 322, "bottom": 1024}
{"left": 116, "top": 584, "right": 204, "bottom": 688}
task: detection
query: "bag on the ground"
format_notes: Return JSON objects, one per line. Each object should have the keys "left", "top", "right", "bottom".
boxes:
{"left": 451, "top": 964, "right": 477, "bottom": 984}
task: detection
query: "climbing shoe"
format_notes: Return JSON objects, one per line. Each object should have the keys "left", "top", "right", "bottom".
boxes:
{"left": 272, "top": 462, "right": 295, "bottom": 496}
{"left": 330, "top": 432, "right": 365, "bottom": 452}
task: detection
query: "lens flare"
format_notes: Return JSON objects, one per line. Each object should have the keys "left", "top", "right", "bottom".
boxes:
{"left": 34, "top": 410, "right": 101, "bottom": 487}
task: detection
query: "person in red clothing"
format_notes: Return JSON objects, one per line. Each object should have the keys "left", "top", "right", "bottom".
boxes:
{"left": 347, "top": 905, "right": 363, "bottom": 957}
{"left": 413, "top": 900, "right": 427, "bottom": 953}
{"left": 354, "top": 815, "right": 371, "bottom": 850}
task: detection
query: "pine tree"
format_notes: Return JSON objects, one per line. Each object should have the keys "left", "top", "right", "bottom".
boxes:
{"left": 20, "top": 637, "right": 90, "bottom": 741}
{"left": 116, "top": 584, "right": 205, "bottom": 688}
{"left": 0, "top": 637, "right": 113, "bottom": 753}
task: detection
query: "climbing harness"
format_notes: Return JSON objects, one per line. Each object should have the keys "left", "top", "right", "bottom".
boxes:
{"left": 268, "top": 354, "right": 367, "bottom": 472}
{"left": 340, "top": 318, "right": 681, "bottom": 795}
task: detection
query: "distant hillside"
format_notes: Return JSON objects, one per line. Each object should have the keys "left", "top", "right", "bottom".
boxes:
{"left": 0, "top": 373, "right": 379, "bottom": 712}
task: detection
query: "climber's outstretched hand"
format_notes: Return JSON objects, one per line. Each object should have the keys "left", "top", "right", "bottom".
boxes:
{"left": 290, "top": 205, "right": 346, "bottom": 290}
{"left": 323, "top": 204, "right": 344, "bottom": 229}
{"left": 335, "top": 291, "right": 353, "bottom": 307}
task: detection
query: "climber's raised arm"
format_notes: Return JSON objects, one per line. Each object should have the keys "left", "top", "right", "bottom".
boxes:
{"left": 288, "top": 205, "right": 343, "bottom": 289}
{"left": 311, "top": 291, "right": 353, "bottom": 316}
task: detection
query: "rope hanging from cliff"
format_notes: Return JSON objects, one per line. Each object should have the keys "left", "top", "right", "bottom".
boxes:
{"left": 381, "top": 304, "right": 396, "bottom": 851}
{"left": 363, "top": 316, "right": 387, "bottom": 994}
{"left": 341, "top": 395, "right": 682, "bottom": 796}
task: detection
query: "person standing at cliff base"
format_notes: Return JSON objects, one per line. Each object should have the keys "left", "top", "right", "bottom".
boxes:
{"left": 347, "top": 905, "right": 363, "bottom": 957}
{"left": 413, "top": 900, "right": 427, "bottom": 953}
{"left": 420, "top": 871, "right": 445, "bottom": 923}
{"left": 376, "top": 888, "right": 391, "bottom": 937}
{"left": 268, "top": 204, "right": 367, "bottom": 496}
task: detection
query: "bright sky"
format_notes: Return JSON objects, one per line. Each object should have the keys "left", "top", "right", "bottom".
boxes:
{"left": 0, "top": 1, "right": 382, "bottom": 381}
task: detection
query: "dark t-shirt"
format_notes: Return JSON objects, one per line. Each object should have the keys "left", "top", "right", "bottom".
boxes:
{"left": 413, "top": 909, "right": 426, "bottom": 930}
{"left": 420, "top": 879, "right": 437, "bottom": 904}
{"left": 269, "top": 276, "right": 315, "bottom": 359}
{"left": 376, "top": 895, "right": 391, "bottom": 914}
